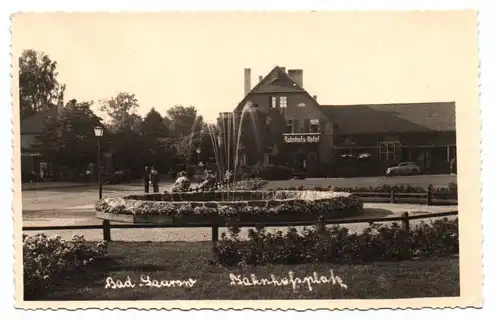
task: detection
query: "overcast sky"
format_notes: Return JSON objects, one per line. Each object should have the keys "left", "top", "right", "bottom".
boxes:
{"left": 12, "top": 11, "right": 478, "bottom": 122}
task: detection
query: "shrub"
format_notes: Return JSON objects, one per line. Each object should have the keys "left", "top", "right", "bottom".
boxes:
{"left": 242, "top": 164, "right": 294, "bottom": 181}
{"left": 213, "top": 217, "right": 458, "bottom": 266}
{"left": 23, "top": 233, "right": 108, "bottom": 298}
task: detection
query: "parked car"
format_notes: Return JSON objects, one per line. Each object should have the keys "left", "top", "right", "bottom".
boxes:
{"left": 385, "top": 162, "right": 421, "bottom": 176}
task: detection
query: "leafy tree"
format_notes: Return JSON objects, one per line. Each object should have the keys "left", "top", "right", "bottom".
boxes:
{"left": 164, "top": 105, "right": 203, "bottom": 138}
{"left": 141, "top": 107, "right": 169, "bottom": 138}
{"left": 163, "top": 106, "right": 207, "bottom": 167}
{"left": 37, "top": 99, "right": 102, "bottom": 173}
{"left": 19, "top": 49, "right": 66, "bottom": 119}
{"left": 140, "top": 108, "right": 175, "bottom": 171}
{"left": 98, "top": 92, "right": 145, "bottom": 175}
{"left": 99, "top": 92, "right": 140, "bottom": 132}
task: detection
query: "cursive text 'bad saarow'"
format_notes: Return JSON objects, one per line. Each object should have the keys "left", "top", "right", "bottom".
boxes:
{"left": 105, "top": 275, "right": 197, "bottom": 289}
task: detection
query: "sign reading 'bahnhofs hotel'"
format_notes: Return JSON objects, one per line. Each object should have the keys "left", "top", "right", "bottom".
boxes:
{"left": 284, "top": 135, "right": 320, "bottom": 144}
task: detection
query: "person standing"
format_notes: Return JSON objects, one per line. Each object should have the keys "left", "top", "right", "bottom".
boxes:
{"left": 150, "top": 166, "right": 159, "bottom": 193}
{"left": 143, "top": 166, "right": 150, "bottom": 193}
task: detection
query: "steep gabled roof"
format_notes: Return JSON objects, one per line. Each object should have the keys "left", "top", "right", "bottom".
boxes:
{"left": 320, "top": 102, "right": 456, "bottom": 135}
{"left": 250, "top": 66, "right": 307, "bottom": 94}
{"left": 20, "top": 107, "right": 57, "bottom": 134}
{"left": 233, "top": 66, "right": 322, "bottom": 113}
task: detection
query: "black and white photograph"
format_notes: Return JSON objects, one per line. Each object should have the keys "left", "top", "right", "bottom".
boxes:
{"left": 12, "top": 11, "right": 482, "bottom": 309}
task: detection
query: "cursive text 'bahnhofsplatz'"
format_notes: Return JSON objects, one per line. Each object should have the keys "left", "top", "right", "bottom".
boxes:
{"left": 229, "top": 270, "right": 347, "bottom": 291}
{"left": 105, "top": 275, "right": 197, "bottom": 289}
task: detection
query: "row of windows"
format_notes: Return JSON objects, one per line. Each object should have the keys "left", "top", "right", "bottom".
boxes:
{"left": 285, "top": 119, "right": 321, "bottom": 133}
{"left": 270, "top": 96, "right": 307, "bottom": 109}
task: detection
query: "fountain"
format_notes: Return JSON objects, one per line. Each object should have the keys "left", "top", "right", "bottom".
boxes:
{"left": 95, "top": 190, "right": 363, "bottom": 226}
{"left": 95, "top": 102, "right": 364, "bottom": 229}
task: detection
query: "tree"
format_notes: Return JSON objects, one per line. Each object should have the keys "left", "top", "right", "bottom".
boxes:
{"left": 19, "top": 49, "right": 66, "bottom": 119}
{"left": 141, "top": 108, "right": 169, "bottom": 138}
{"left": 163, "top": 106, "right": 206, "bottom": 166}
{"left": 164, "top": 105, "right": 203, "bottom": 138}
{"left": 98, "top": 92, "right": 146, "bottom": 175}
{"left": 140, "top": 108, "right": 175, "bottom": 171}
{"left": 99, "top": 92, "right": 140, "bottom": 132}
{"left": 37, "top": 99, "right": 102, "bottom": 173}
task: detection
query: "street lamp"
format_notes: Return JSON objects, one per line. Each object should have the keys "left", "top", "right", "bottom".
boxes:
{"left": 94, "top": 125, "right": 104, "bottom": 199}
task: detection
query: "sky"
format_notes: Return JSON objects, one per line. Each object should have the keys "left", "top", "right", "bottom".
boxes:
{"left": 11, "top": 11, "right": 479, "bottom": 122}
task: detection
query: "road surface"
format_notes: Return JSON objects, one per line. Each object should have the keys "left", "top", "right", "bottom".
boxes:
{"left": 20, "top": 175, "right": 458, "bottom": 242}
{"left": 22, "top": 174, "right": 456, "bottom": 213}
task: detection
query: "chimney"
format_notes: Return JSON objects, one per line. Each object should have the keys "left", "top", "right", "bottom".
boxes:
{"left": 288, "top": 69, "right": 303, "bottom": 87}
{"left": 313, "top": 95, "right": 317, "bottom": 101}
{"left": 259, "top": 75, "right": 263, "bottom": 83}
{"left": 244, "top": 68, "right": 251, "bottom": 95}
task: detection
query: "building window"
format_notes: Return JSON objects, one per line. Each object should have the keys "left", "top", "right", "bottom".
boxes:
{"left": 309, "top": 119, "right": 319, "bottom": 133}
{"left": 297, "top": 102, "right": 306, "bottom": 108}
{"left": 263, "top": 153, "right": 272, "bottom": 165}
{"left": 379, "top": 142, "right": 397, "bottom": 161}
{"left": 300, "top": 119, "right": 307, "bottom": 133}
{"left": 271, "top": 96, "right": 277, "bottom": 108}
{"left": 285, "top": 120, "right": 293, "bottom": 133}
{"left": 279, "top": 96, "right": 287, "bottom": 108}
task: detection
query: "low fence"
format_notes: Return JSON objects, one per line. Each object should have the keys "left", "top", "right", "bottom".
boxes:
{"left": 23, "top": 210, "right": 458, "bottom": 243}
{"left": 351, "top": 190, "right": 457, "bottom": 206}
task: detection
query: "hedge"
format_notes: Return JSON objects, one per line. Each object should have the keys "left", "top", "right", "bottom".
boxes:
{"left": 214, "top": 217, "right": 459, "bottom": 266}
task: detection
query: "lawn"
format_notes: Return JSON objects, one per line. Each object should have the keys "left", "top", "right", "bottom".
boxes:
{"left": 30, "top": 241, "right": 460, "bottom": 300}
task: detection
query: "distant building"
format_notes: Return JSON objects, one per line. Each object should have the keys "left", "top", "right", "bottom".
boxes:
{"left": 218, "top": 66, "right": 456, "bottom": 177}
{"left": 20, "top": 100, "right": 64, "bottom": 181}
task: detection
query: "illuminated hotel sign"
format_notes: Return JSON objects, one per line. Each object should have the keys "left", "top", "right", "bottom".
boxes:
{"left": 284, "top": 134, "right": 320, "bottom": 144}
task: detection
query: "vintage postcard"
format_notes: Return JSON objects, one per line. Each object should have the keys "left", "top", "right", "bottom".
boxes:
{"left": 12, "top": 11, "right": 482, "bottom": 310}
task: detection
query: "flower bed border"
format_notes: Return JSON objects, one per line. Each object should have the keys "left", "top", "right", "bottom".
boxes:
{"left": 96, "top": 207, "right": 363, "bottom": 226}
{"left": 95, "top": 190, "right": 363, "bottom": 226}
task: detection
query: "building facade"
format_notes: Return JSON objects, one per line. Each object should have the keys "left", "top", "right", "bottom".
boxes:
{"left": 322, "top": 103, "right": 456, "bottom": 176}
{"left": 217, "top": 66, "right": 336, "bottom": 176}
{"left": 218, "top": 66, "right": 457, "bottom": 177}
{"left": 20, "top": 105, "right": 60, "bottom": 182}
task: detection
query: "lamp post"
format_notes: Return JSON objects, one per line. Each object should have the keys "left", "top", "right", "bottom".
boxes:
{"left": 94, "top": 125, "right": 104, "bottom": 199}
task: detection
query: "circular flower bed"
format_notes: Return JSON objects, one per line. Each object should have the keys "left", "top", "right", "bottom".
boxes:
{"left": 95, "top": 190, "right": 363, "bottom": 226}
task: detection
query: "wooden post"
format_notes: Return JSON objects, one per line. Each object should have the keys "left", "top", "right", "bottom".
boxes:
{"left": 211, "top": 211, "right": 219, "bottom": 246}
{"left": 401, "top": 212, "right": 410, "bottom": 232}
{"left": 390, "top": 189, "right": 395, "bottom": 203}
{"left": 102, "top": 219, "right": 111, "bottom": 241}
{"left": 427, "top": 186, "right": 432, "bottom": 206}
